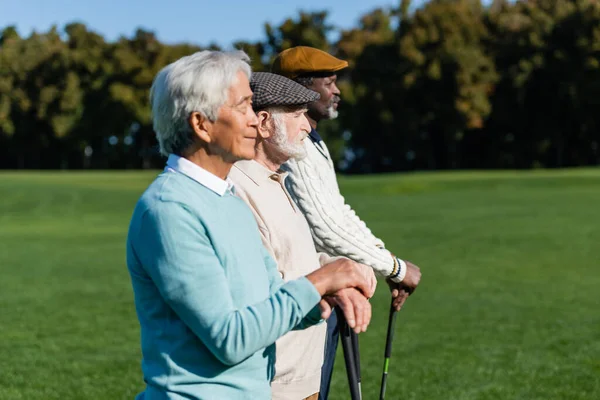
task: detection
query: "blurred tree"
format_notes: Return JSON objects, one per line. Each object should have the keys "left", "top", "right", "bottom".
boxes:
{"left": 263, "top": 10, "right": 347, "bottom": 161}
{"left": 3, "top": 1, "right": 600, "bottom": 171}
{"left": 264, "top": 10, "right": 333, "bottom": 58}
{"left": 99, "top": 29, "right": 201, "bottom": 168}
{"left": 336, "top": 8, "right": 398, "bottom": 172}
{"left": 0, "top": 27, "right": 20, "bottom": 137}
{"left": 57, "top": 23, "right": 111, "bottom": 169}
{"left": 0, "top": 26, "right": 21, "bottom": 168}
{"left": 485, "top": 0, "right": 600, "bottom": 168}
{"left": 337, "top": 8, "right": 395, "bottom": 68}
{"left": 396, "top": 0, "right": 497, "bottom": 170}
{"left": 346, "top": 0, "right": 497, "bottom": 171}
{"left": 233, "top": 41, "right": 267, "bottom": 72}
{"left": 1, "top": 27, "right": 82, "bottom": 168}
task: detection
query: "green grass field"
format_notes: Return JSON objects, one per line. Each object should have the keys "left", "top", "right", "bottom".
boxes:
{"left": 1, "top": 169, "right": 599, "bottom": 400}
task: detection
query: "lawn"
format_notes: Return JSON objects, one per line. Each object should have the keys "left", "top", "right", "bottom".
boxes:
{"left": 0, "top": 169, "right": 598, "bottom": 399}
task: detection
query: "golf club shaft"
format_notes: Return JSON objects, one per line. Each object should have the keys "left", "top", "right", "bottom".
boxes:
{"left": 351, "top": 330, "right": 362, "bottom": 400}
{"left": 379, "top": 300, "right": 399, "bottom": 400}
{"left": 337, "top": 308, "right": 361, "bottom": 400}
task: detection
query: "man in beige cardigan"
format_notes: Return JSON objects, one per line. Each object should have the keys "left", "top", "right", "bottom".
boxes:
{"left": 229, "top": 72, "right": 374, "bottom": 400}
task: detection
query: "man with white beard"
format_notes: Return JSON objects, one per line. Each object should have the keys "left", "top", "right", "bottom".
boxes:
{"left": 229, "top": 72, "right": 375, "bottom": 400}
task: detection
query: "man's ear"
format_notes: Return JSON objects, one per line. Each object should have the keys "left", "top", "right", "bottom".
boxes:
{"left": 256, "top": 110, "right": 272, "bottom": 139}
{"left": 188, "top": 112, "right": 213, "bottom": 143}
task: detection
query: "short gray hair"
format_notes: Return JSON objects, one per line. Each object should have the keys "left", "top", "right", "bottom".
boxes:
{"left": 150, "top": 50, "right": 252, "bottom": 156}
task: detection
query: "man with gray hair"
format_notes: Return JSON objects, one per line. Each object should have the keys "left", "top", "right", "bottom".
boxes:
{"left": 125, "top": 50, "right": 376, "bottom": 399}
{"left": 229, "top": 72, "right": 375, "bottom": 400}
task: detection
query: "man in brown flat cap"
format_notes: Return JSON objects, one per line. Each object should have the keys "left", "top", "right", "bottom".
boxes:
{"left": 272, "top": 46, "right": 423, "bottom": 400}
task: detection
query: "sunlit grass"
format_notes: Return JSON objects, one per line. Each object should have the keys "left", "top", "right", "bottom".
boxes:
{"left": 1, "top": 169, "right": 598, "bottom": 399}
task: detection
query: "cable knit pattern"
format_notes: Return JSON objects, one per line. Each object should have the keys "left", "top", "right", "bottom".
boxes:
{"left": 283, "top": 138, "right": 396, "bottom": 278}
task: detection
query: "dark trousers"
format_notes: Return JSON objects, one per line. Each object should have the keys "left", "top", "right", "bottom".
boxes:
{"left": 318, "top": 310, "right": 340, "bottom": 400}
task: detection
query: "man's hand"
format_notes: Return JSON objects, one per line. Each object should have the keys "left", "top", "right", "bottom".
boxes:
{"left": 318, "top": 299, "right": 334, "bottom": 320}
{"left": 386, "top": 282, "right": 410, "bottom": 311}
{"left": 307, "top": 258, "right": 377, "bottom": 299}
{"left": 401, "top": 261, "right": 421, "bottom": 292}
{"left": 323, "top": 288, "right": 371, "bottom": 333}
{"left": 387, "top": 261, "right": 421, "bottom": 311}
{"left": 356, "top": 262, "right": 377, "bottom": 298}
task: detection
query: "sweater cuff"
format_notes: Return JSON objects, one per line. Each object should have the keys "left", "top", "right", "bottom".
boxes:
{"left": 388, "top": 257, "right": 408, "bottom": 283}
{"left": 281, "top": 277, "right": 321, "bottom": 316}
{"left": 396, "top": 258, "right": 407, "bottom": 282}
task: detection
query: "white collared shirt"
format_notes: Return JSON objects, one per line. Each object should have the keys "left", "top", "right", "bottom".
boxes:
{"left": 165, "top": 154, "right": 234, "bottom": 196}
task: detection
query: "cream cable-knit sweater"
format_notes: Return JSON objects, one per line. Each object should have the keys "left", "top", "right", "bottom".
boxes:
{"left": 283, "top": 136, "right": 405, "bottom": 281}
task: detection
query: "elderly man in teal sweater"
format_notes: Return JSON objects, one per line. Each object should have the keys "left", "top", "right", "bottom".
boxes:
{"left": 126, "top": 50, "right": 376, "bottom": 400}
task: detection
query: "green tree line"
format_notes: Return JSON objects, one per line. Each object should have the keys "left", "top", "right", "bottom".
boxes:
{"left": 1, "top": 0, "right": 600, "bottom": 171}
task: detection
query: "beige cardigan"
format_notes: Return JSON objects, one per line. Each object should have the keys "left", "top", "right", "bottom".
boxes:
{"left": 229, "top": 159, "right": 329, "bottom": 400}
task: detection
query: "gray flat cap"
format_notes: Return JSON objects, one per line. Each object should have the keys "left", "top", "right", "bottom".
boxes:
{"left": 250, "top": 72, "right": 320, "bottom": 111}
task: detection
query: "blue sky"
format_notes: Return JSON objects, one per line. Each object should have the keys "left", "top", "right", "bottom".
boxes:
{"left": 0, "top": 0, "right": 431, "bottom": 48}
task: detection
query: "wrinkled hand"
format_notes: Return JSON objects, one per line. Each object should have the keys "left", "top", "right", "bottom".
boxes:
{"left": 387, "top": 261, "right": 421, "bottom": 311}
{"left": 356, "top": 262, "right": 377, "bottom": 298}
{"left": 318, "top": 299, "right": 334, "bottom": 320}
{"left": 322, "top": 288, "right": 371, "bottom": 333}
{"left": 307, "top": 258, "right": 377, "bottom": 299}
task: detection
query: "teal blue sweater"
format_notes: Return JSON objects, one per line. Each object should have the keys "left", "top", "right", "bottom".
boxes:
{"left": 126, "top": 170, "right": 322, "bottom": 400}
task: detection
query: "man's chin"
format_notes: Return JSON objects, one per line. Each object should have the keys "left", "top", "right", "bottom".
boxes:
{"left": 326, "top": 107, "right": 339, "bottom": 120}
{"left": 290, "top": 149, "right": 308, "bottom": 161}
{"left": 293, "top": 154, "right": 307, "bottom": 161}
{"left": 225, "top": 149, "right": 255, "bottom": 163}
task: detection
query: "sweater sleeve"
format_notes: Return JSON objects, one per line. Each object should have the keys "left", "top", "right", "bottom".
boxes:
{"left": 243, "top": 194, "right": 323, "bottom": 330}
{"left": 284, "top": 141, "right": 396, "bottom": 278}
{"left": 259, "top": 244, "right": 323, "bottom": 329}
{"left": 320, "top": 141, "right": 387, "bottom": 249}
{"left": 133, "top": 201, "right": 321, "bottom": 366}
{"left": 338, "top": 195, "right": 386, "bottom": 248}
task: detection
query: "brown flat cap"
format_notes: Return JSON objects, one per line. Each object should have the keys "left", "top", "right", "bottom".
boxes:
{"left": 250, "top": 72, "right": 320, "bottom": 111}
{"left": 271, "top": 46, "right": 348, "bottom": 79}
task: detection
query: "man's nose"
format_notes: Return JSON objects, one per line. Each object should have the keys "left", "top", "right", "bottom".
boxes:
{"left": 332, "top": 83, "right": 341, "bottom": 96}
{"left": 300, "top": 114, "right": 311, "bottom": 132}
{"left": 248, "top": 110, "right": 259, "bottom": 127}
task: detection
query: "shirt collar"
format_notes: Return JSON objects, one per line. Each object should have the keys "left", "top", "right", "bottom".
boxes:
{"left": 308, "top": 128, "right": 322, "bottom": 143}
{"left": 165, "top": 154, "right": 233, "bottom": 196}
{"left": 232, "top": 159, "right": 288, "bottom": 187}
